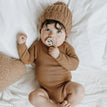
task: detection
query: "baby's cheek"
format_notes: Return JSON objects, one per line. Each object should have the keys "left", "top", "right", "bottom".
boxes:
{"left": 41, "top": 32, "right": 48, "bottom": 40}
{"left": 56, "top": 36, "right": 65, "bottom": 46}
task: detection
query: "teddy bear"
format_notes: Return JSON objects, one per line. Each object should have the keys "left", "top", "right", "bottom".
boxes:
{"left": 0, "top": 52, "right": 26, "bottom": 92}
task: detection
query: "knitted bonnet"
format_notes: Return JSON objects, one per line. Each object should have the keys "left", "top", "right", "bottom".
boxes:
{"left": 39, "top": 2, "right": 72, "bottom": 36}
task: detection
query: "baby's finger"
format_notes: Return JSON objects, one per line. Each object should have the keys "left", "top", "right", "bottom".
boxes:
{"left": 22, "top": 34, "right": 27, "bottom": 38}
{"left": 20, "top": 33, "right": 27, "bottom": 38}
{"left": 49, "top": 47, "right": 55, "bottom": 51}
{"left": 17, "top": 33, "right": 27, "bottom": 40}
{"left": 63, "top": 100, "right": 68, "bottom": 106}
{"left": 20, "top": 35, "right": 26, "bottom": 40}
{"left": 66, "top": 104, "right": 71, "bottom": 107}
{"left": 49, "top": 47, "right": 55, "bottom": 49}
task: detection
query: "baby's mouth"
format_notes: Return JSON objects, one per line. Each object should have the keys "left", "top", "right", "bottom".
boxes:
{"left": 45, "top": 38, "right": 56, "bottom": 47}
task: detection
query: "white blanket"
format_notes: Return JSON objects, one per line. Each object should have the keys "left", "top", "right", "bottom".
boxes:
{"left": 0, "top": 0, "right": 107, "bottom": 107}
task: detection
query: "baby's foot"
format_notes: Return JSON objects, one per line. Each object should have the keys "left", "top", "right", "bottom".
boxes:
{"left": 63, "top": 100, "right": 72, "bottom": 107}
{"left": 58, "top": 100, "right": 72, "bottom": 107}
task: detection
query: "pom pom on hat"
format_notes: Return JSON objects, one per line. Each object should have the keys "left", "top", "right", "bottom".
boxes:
{"left": 54, "top": 1, "right": 67, "bottom": 6}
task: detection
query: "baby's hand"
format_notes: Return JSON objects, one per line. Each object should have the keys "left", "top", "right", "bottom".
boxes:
{"left": 17, "top": 33, "right": 27, "bottom": 44}
{"left": 48, "top": 47, "right": 60, "bottom": 59}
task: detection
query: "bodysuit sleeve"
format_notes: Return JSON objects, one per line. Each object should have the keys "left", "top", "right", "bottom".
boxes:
{"left": 56, "top": 42, "right": 79, "bottom": 71}
{"left": 17, "top": 41, "right": 38, "bottom": 64}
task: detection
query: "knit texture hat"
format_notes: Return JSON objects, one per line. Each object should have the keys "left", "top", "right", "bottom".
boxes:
{"left": 39, "top": 2, "right": 72, "bottom": 35}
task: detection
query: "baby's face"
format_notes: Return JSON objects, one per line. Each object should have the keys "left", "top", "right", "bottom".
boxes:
{"left": 40, "top": 23, "right": 66, "bottom": 47}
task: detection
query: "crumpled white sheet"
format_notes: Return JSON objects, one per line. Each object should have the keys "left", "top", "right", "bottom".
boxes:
{"left": 0, "top": 0, "right": 107, "bottom": 107}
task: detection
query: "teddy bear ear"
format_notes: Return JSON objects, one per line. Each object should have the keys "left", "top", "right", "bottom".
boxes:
{"left": 0, "top": 52, "right": 26, "bottom": 92}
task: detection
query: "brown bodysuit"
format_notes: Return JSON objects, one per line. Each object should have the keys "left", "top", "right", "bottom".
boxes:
{"left": 17, "top": 40, "right": 79, "bottom": 103}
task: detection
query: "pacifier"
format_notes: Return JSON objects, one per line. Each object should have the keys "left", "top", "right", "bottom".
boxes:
{"left": 45, "top": 38, "right": 56, "bottom": 47}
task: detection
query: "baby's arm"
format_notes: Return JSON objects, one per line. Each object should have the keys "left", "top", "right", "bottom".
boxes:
{"left": 55, "top": 42, "right": 79, "bottom": 71}
{"left": 17, "top": 34, "right": 36, "bottom": 64}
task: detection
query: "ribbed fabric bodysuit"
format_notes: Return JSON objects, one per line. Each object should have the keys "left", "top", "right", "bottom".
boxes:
{"left": 17, "top": 40, "right": 79, "bottom": 103}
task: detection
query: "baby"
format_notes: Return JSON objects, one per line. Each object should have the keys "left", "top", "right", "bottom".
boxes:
{"left": 17, "top": 2, "right": 84, "bottom": 107}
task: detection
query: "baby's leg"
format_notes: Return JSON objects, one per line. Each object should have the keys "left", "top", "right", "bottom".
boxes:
{"left": 29, "top": 88, "right": 58, "bottom": 107}
{"left": 62, "top": 82, "right": 85, "bottom": 107}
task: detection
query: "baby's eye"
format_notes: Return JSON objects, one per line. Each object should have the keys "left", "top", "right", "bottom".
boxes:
{"left": 46, "top": 28, "right": 50, "bottom": 31}
{"left": 57, "top": 30, "right": 62, "bottom": 33}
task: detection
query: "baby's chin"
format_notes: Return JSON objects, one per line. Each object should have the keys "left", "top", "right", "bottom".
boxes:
{"left": 56, "top": 42, "right": 64, "bottom": 47}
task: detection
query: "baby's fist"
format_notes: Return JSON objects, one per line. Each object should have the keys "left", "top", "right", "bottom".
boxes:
{"left": 17, "top": 33, "right": 27, "bottom": 44}
{"left": 49, "top": 47, "right": 60, "bottom": 59}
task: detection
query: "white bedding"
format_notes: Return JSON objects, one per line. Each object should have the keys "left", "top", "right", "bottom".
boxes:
{"left": 0, "top": 0, "right": 107, "bottom": 107}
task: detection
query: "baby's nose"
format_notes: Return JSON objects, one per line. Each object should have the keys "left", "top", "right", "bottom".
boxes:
{"left": 48, "top": 31, "right": 54, "bottom": 38}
